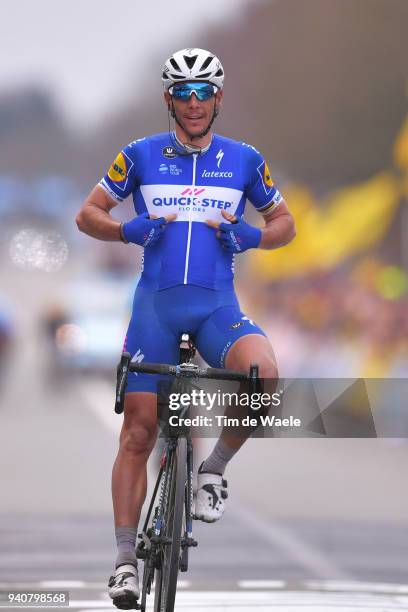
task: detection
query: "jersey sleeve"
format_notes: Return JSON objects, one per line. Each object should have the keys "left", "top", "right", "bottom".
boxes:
{"left": 99, "top": 138, "right": 146, "bottom": 201}
{"left": 242, "top": 143, "right": 283, "bottom": 214}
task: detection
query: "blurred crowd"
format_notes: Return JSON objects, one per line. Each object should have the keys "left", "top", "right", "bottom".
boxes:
{"left": 244, "top": 260, "right": 408, "bottom": 378}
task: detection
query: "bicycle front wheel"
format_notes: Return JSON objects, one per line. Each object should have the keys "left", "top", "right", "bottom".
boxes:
{"left": 154, "top": 437, "right": 187, "bottom": 612}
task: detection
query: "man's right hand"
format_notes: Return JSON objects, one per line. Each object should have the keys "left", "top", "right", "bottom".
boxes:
{"left": 122, "top": 213, "right": 177, "bottom": 247}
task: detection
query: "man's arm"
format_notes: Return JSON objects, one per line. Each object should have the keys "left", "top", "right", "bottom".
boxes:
{"left": 76, "top": 185, "right": 123, "bottom": 242}
{"left": 259, "top": 200, "right": 296, "bottom": 250}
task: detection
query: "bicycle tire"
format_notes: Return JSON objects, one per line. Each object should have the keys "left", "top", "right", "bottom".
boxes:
{"left": 140, "top": 560, "right": 150, "bottom": 612}
{"left": 153, "top": 451, "right": 175, "bottom": 612}
{"left": 155, "top": 437, "right": 187, "bottom": 612}
{"left": 152, "top": 444, "right": 175, "bottom": 612}
{"left": 141, "top": 545, "right": 155, "bottom": 612}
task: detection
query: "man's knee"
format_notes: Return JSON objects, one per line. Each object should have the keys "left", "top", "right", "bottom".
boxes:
{"left": 120, "top": 424, "right": 157, "bottom": 455}
{"left": 226, "top": 335, "right": 279, "bottom": 379}
{"left": 120, "top": 392, "right": 158, "bottom": 455}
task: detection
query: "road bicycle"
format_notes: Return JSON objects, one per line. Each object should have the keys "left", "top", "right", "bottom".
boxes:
{"left": 114, "top": 334, "right": 259, "bottom": 612}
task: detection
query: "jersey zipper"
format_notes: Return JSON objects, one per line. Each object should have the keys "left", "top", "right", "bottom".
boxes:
{"left": 183, "top": 153, "right": 197, "bottom": 284}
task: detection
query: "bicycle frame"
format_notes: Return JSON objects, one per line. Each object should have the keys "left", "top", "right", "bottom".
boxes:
{"left": 133, "top": 337, "right": 198, "bottom": 612}
{"left": 114, "top": 333, "right": 259, "bottom": 612}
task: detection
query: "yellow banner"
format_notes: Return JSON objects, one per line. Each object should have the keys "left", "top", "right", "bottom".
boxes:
{"left": 249, "top": 172, "right": 401, "bottom": 280}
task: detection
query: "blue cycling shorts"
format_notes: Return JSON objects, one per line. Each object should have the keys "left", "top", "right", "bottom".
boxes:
{"left": 123, "top": 285, "right": 266, "bottom": 393}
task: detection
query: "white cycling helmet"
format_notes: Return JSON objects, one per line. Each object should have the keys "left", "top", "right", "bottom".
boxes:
{"left": 162, "top": 48, "right": 224, "bottom": 90}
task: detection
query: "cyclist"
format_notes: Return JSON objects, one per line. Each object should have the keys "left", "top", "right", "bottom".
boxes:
{"left": 76, "top": 48, "right": 295, "bottom": 609}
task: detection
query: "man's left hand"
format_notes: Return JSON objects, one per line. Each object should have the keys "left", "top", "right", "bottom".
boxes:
{"left": 206, "top": 210, "right": 262, "bottom": 253}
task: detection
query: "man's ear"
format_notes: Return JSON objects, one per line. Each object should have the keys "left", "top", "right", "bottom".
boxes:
{"left": 164, "top": 92, "right": 176, "bottom": 118}
{"left": 164, "top": 90, "right": 171, "bottom": 109}
{"left": 215, "top": 88, "right": 224, "bottom": 113}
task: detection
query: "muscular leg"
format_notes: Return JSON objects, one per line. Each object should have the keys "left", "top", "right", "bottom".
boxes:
{"left": 222, "top": 333, "right": 278, "bottom": 449}
{"left": 196, "top": 333, "right": 278, "bottom": 521}
{"left": 111, "top": 392, "right": 158, "bottom": 566}
{"left": 202, "top": 334, "right": 278, "bottom": 475}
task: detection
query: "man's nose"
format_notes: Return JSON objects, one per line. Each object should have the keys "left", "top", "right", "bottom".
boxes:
{"left": 187, "top": 92, "right": 200, "bottom": 107}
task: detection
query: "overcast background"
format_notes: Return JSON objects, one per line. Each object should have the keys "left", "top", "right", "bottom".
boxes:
{"left": 1, "top": 0, "right": 248, "bottom": 131}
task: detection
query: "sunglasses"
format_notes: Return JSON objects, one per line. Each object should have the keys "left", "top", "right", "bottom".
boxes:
{"left": 169, "top": 82, "right": 217, "bottom": 101}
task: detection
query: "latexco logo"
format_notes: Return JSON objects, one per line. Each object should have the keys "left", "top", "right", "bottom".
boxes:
{"left": 202, "top": 169, "right": 233, "bottom": 178}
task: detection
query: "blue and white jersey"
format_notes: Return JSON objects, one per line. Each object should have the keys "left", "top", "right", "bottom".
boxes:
{"left": 100, "top": 132, "right": 283, "bottom": 290}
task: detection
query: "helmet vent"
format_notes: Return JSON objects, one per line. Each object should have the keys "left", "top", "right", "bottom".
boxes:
{"left": 184, "top": 55, "right": 198, "bottom": 70}
{"left": 170, "top": 58, "right": 181, "bottom": 72}
{"left": 200, "top": 56, "right": 214, "bottom": 71}
{"left": 170, "top": 73, "right": 184, "bottom": 80}
{"left": 197, "top": 72, "right": 212, "bottom": 79}
{"left": 215, "top": 68, "right": 224, "bottom": 77}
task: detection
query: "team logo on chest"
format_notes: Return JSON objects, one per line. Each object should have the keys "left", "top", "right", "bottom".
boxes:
{"left": 140, "top": 183, "right": 244, "bottom": 223}
{"left": 201, "top": 148, "right": 233, "bottom": 178}
{"left": 216, "top": 149, "right": 224, "bottom": 168}
{"left": 162, "top": 146, "right": 178, "bottom": 159}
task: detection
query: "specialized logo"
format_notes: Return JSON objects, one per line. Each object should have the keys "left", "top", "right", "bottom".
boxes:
{"left": 108, "top": 152, "right": 128, "bottom": 183}
{"left": 162, "top": 146, "right": 178, "bottom": 159}
{"left": 131, "top": 348, "right": 145, "bottom": 375}
{"left": 216, "top": 149, "right": 224, "bottom": 168}
{"left": 230, "top": 321, "right": 244, "bottom": 330}
{"left": 242, "top": 316, "right": 256, "bottom": 327}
